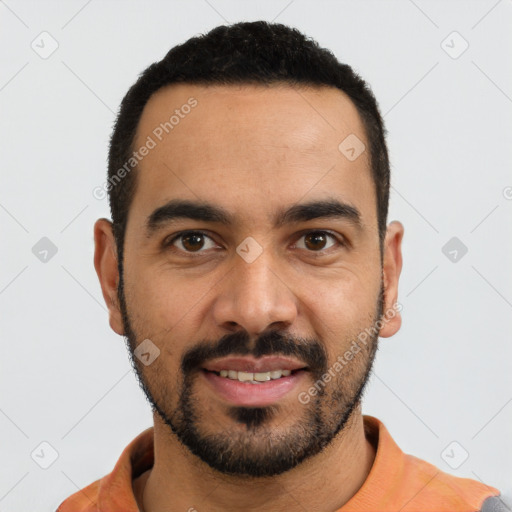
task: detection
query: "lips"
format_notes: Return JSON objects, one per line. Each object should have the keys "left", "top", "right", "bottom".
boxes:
{"left": 202, "top": 355, "right": 308, "bottom": 374}
{"left": 202, "top": 368, "right": 308, "bottom": 406}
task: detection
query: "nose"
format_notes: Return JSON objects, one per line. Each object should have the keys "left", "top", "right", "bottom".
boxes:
{"left": 211, "top": 248, "right": 298, "bottom": 337}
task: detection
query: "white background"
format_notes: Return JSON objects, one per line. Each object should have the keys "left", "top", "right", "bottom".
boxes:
{"left": 1, "top": 0, "right": 511, "bottom": 510}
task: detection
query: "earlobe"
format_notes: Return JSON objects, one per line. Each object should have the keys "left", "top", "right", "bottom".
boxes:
{"left": 379, "top": 220, "right": 404, "bottom": 338}
{"left": 93, "top": 218, "right": 125, "bottom": 336}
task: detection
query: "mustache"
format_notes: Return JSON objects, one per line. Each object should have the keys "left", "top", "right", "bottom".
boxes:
{"left": 181, "top": 329, "right": 327, "bottom": 379}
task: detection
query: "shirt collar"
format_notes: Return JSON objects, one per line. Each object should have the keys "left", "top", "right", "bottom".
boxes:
{"left": 95, "top": 415, "right": 394, "bottom": 511}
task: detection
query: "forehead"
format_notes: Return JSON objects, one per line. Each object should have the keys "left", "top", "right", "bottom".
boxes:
{"left": 129, "top": 83, "right": 375, "bottom": 230}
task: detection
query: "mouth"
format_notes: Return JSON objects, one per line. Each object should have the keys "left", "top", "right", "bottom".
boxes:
{"left": 202, "top": 367, "right": 308, "bottom": 384}
{"left": 201, "top": 368, "right": 309, "bottom": 407}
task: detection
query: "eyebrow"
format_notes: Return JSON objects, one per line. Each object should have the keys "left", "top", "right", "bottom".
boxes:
{"left": 145, "top": 198, "right": 362, "bottom": 238}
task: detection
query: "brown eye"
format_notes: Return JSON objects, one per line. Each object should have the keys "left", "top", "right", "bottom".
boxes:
{"left": 305, "top": 232, "right": 327, "bottom": 250}
{"left": 181, "top": 233, "right": 205, "bottom": 251}
{"left": 295, "top": 231, "right": 339, "bottom": 252}
{"left": 166, "top": 231, "right": 217, "bottom": 253}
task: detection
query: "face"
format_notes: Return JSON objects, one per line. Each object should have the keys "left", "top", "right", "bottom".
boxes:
{"left": 95, "top": 83, "right": 403, "bottom": 478}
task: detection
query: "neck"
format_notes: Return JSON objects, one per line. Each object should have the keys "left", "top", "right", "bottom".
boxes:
{"left": 136, "top": 404, "right": 376, "bottom": 512}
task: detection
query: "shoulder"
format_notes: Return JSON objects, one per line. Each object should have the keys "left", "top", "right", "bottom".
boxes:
{"left": 359, "top": 416, "right": 503, "bottom": 512}
{"left": 56, "top": 478, "right": 102, "bottom": 511}
{"left": 401, "top": 452, "right": 502, "bottom": 511}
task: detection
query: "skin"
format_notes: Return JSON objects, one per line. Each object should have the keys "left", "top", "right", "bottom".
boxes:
{"left": 94, "top": 83, "right": 404, "bottom": 512}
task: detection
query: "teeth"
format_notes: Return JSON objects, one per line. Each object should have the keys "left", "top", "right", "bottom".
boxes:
{"left": 216, "top": 369, "right": 293, "bottom": 383}
{"left": 254, "top": 372, "right": 271, "bottom": 382}
{"left": 238, "top": 371, "right": 253, "bottom": 382}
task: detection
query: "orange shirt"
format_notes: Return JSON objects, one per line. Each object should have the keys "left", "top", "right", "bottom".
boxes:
{"left": 57, "top": 415, "right": 502, "bottom": 511}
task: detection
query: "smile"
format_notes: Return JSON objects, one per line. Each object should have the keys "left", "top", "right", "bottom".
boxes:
{"left": 201, "top": 368, "right": 309, "bottom": 406}
{"left": 205, "top": 368, "right": 302, "bottom": 383}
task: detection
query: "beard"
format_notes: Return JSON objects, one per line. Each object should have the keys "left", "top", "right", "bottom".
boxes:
{"left": 117, "top": 269, "right": 383, "bottom": 479}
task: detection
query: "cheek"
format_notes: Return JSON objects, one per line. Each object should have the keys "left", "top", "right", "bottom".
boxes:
{"left": 302, "top": 269, "right": 381, "bottom": 349}
{"left": 306, "top": 262, "right": 379, "bottom": 308}
{"left": 125, "top": 260, "right": 183, "bottom": 315}
{"left": 125, "top": 265, "right": 218, "bottom": 351}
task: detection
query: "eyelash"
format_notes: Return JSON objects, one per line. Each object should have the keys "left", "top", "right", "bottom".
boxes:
{"left": 163, "top": 230, "right": 346, "bottom": 255}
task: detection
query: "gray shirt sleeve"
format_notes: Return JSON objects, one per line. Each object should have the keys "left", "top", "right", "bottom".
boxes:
{"left": 480, "top": 495, "right": 511, "bottom": 512}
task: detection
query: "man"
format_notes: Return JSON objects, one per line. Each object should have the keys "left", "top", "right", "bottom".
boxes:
{"left": 58, "top": 21, "right": 504, "bottom": 512}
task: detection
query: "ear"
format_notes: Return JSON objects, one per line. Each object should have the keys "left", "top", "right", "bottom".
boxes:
{"left": 93, "top": 218, "right": 125, "bottom": 336}
{"left": 379, "top": 220, "right": 404, "bottom": 338}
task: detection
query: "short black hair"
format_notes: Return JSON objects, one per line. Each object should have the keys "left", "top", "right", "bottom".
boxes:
{"left": 107, "top": 20, "right": 390, "bottom": 265}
